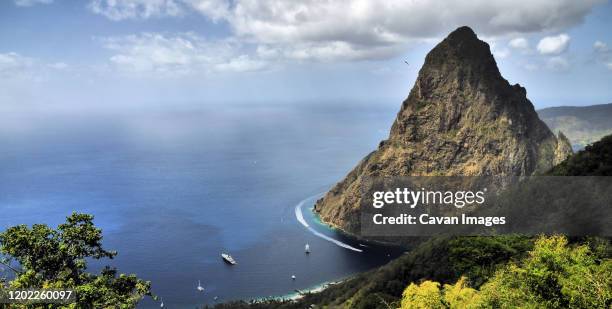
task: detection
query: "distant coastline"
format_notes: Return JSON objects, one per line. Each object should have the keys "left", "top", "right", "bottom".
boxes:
{"left": 277, "top": 277, "right": 349, "bottom": 301}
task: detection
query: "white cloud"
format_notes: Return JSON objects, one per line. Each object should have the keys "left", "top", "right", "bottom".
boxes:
{"left": 546, "top": 56, "right": 570, "bottom": 71}
{"left": 594, "top": 40, "right": 609, "bottom": 53}
{"left": 100, "top": 33, "right": 269, "bottom": 75}
{"left": 213, "top": 55, "right": 267, "bottom": 72}
{"left": 183, "top": 0, "right": 230, "bottom": 22}
{"left": 275, "top": 41, "right": 404, "bottom": 62}
{"left": 0, "top": 52, "right": 36, "bottom": 78}
{"left": 88, "top": 0, "right": 231, "bottom": 21}
{"left": 89, "top": 0, "right": 603, "bottom": 61}
{"left": 88, "top": 0, "right": 183, "bottom": 21}
{"left": 489, "top": 42, "right": 511, "bottom": 59}
{"left": 509, "top": 37, "right": 529, "bottom": 50}
{"left": 255, "top": 45, "right": 279, "bottom": 59}
{"left": 537, "top": 34, "right": 570, "bottom": 55}
{"left": 0, "top": 52, "right": 68, "bottom": 80}
{"left": 14, "top": 0, "right": 52, "bottom": 7}
{"left": 593, "top": 40, "right": 612, "bottom": 70}
{"left": 494, "top": 49, "right": 511, "bottom": 59}
{"left": 226, "top": 1, "right": 597, "bottom": 61}
{"left": 48, "top": 62, "right": 69, "bottom": 70}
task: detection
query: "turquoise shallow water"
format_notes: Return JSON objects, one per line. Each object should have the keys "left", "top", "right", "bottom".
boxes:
{"left": 0, "top": 103, "right": 404, "bottom": 308}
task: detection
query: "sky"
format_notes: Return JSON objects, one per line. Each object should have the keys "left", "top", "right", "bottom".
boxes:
{"left": 1, "top": 0, "right": 612, "bottom": 113}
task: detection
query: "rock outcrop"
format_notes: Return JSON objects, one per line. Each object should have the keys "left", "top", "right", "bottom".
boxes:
{"left": 314, "top": 26, "right": 573, "bottom": 234}
{"left": 554, "top": 131, "right": 573, "bottom": 165}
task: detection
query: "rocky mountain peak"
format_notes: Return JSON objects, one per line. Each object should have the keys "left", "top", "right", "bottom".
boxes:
{"left": 386, "top": 26, "right": 567, "bottom": 176}
{"left": 422, "top": 26, "right": 500, "bottom": 80}
{"left": 314, "top": 26, "right": 573, "bottom": 235}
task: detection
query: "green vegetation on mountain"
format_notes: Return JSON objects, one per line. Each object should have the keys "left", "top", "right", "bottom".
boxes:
{"left": 0, "top": 213, "right": 152, "bottom": 308}
{"left": 548, "top": 134, "right": 612, "bottom": 176}
{"left": 401, "top": 235, "right": 611, "bottom": 309}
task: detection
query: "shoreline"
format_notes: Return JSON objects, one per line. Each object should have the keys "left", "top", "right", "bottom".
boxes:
{"left": 295, "top": 194, "right": 364, "bottom": 252}
{"left": 310, "top": 200, "right": 409, "bottom": 248}
{"left": 250, "top": 195, "right": 357, "bottom": 303}
{"left": 278, "top": 277, "right": 349, "bottom": 301}
{"left": 249, "top": 193, "right": 405, "bottom": 305}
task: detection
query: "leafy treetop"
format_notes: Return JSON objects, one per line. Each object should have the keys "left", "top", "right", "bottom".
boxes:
{"left": 0, "top": 212, "right": 152, "bottom": 308}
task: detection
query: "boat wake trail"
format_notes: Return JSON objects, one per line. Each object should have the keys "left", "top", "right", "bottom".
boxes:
{"left": 295, "top": 195, "right": 363, "bottom": 253}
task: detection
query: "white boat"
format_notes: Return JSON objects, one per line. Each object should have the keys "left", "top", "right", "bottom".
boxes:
{"left": 197, "top": 280, "right": 205, "bottom": 292}
{"left": 221, "top": 253, "right": 237, "bottom": 265}
{"left": 305, "top": 243, "right": 310, "bottom": 254}
{"left": 160, "top": 297, "right": 164, "bottom": 308}
{"left": 291, "top": 275, "right": 296, "bottom": 280}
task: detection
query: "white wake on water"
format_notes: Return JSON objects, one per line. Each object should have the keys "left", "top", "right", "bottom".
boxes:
{"left": 295, "top": 195, "right": 362, "bottom": 253}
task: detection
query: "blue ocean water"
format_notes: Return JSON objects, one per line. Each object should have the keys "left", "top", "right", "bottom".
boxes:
{"left": 0, "top": 103, "right": 404, "bottom": 308}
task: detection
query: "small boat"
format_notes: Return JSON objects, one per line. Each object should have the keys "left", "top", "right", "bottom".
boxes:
{"left": 305, "top": 243, "right": 310, "bottom": 254}
{"left": 221, "top": 253, "right": 237, "bottom": 265}
{"left": 291, "top": 275, "right": 296, "bottom": 280}
{"left": 213, "top": 296, "right": 219, "bottom": 301}
{"left": 160, "top": 297, "right": 164, "bottom": 308}
{"left": 197, "top": 280, "right": 205, "bottom": 292}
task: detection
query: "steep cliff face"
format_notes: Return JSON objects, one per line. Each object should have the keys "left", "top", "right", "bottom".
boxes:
{"left": 554, "top": 131, "right": 573, "bottom": 165}
{"left": 314, "top": 26, "right": 573, "bottom": 234}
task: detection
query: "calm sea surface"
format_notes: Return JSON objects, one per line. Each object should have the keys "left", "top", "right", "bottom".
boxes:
{"left": 0, "top": 103, "right": 405, "bottom": 308}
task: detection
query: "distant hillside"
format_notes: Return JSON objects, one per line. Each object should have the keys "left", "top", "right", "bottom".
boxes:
{"left": 538, "top": 103, "right": 612, "bottom": 150}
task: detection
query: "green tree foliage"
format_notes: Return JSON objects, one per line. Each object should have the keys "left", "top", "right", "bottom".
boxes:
{"left": 548, "top": 134, "right": 612, "bottom": 176}
{"left": 447, "top": 236, "right": 531, "bottom": 288}
{"left": 400, "top": 277, "right": 481, "bottom": 309}
{"left": 0, "top": 213, "right": 152, "bottom": 308}
{"left": 400, "top": 281, "right": 443, "bottom": 309}
{"left": 441, "top": 277, "right": 481, "bottom": 308}
{"left": 479, "top": 235, "right": 611, "bottom": 308}
{"left": 399, "top": 235, "right": 611, "bottom": 309}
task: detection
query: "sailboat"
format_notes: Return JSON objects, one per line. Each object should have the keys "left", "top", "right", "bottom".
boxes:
{"left": 197, "top": 280, "right": 205, "bottom": 292}
{"left": 305, "top": 243, "right": 310, "bottom": 254}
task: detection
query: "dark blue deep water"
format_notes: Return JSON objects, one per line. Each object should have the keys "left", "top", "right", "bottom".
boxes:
{"left": 0, "top": 103, "right": 405, "bottom": 308}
